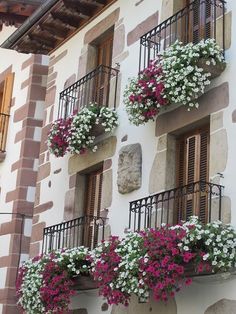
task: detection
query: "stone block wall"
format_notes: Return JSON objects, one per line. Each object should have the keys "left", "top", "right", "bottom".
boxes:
{"left": 0, "top": 54, "right": 48, "bottom": 314}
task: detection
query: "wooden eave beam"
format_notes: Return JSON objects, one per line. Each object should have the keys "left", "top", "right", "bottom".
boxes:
{"left": 0, "top": 12, "right": 26, "bottom": 24}
{"left": 51, "top": 11, "right": 81, "bottom": 28}
{"left": 41, "top": 22, "right": 69, "bottom": 40}
{"left": 27, "top": 33, "right": 56, "bottom": 49}
{"left": 7, "top": 0, "right": 42, "bottom": 5}
{"left": 0, "top": 3, "right": 37, "bottom": 17}
{"left": 63, "top": 0, "right": 93, "bottom": 19}
{"left": 21, "top": 38, "right": 51, "bottom": 53}
{"left": 80, "top": 0, "right": 106, "bottom": 8}
{"left": 63, "top": 6, "right": 90, "bottom": 20}
{"left": 8, "top": 4, "right": 35, "bottom": 16}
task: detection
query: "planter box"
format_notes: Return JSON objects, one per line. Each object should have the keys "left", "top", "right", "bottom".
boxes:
{"left": 73, "top": 274, "right": 98, "bottom": 291}
{"left": 193, "top": 269, "right": 236, "bottom": 284}
{"left": 185, "top": 264, "right": 236, "bottom": 284}
{"left": 196, "top": 58, "right": 226, "bottom": 79}
{"left": 184, "top": 264, "right": 210, "bottom": 277}
{"left": 90, "top": 122, "right": 105, "bottom": 137}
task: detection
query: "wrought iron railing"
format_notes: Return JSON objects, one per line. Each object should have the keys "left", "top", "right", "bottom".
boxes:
{"left": 42, "top": 215, "right": 106, "bottom": 253}
{"left": 0, "top": 113, "right": 10, "bottom": 152}
{"left": 139, "top": 0, "right": 226, "bottom": 71}
{"left": 129, "top": 181, "right": 224, "bottom": 232}
{"left": 58, "top": 65, "right": 119, "bottom": 118}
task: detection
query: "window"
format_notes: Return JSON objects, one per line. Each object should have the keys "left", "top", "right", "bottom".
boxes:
{"left": 94, "top": 30, "right": 114, "bottom": 107}
{"left": 185, "top": 0, "right": 213, "bottom": 44}
{"left": 175, "top": 127, "right": 209, "bottom": 223}
{"left": 83, "top": 167, "right": 103, "bottom": 248}
{"left": 0, "top": 73, "right": 14, "bottom": 152}
{"left": 58, "top": 29, "right": 117, "bottom": 118}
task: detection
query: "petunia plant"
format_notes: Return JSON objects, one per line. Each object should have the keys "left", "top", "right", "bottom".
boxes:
{"left": 16, "top": 218, "right": 236, "bottom": 312}
{"left": 16, "top": 247, "right": 90, "bottom": 314}
{"left": 47, "top": 117, "right": 72, "bottom": 157}
{"left": 124, "top": 38, "right": 226, "bottom": 125}
{"left": 124, "top": 61, "right": 169, "bottom": 125}
{"left": 48, "top": 104, "right": 118, "bottom": 157}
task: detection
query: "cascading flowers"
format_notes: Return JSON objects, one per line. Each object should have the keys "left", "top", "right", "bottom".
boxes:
{"left": 90, "top": 233, "right": 148, "bottom": 306}
{"left": 124, "top": 61, "right": 169, "bottom": 126}
{"left": 47, "top": 117, "right": 72, "bottom": 157}
{"left": 16, "top": 218, "right": 236, "bottom": 312}
{"left": 47, "top": 104, "right": 118, "bottom": 157}
{"left": 124, "top": 38, "right": 226, "bottom": 125}
{"left": 91, "top": 217, "right": 236, "bottom": 306}
{"left": 16, "top": 247, "right": 90, "bottom": 314}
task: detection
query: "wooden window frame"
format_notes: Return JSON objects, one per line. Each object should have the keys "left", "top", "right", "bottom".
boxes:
{"left": 0, "top": 73, "right": 14, "bottom": 152}
{"left": 83, "top": 167, "right": 103, "bottom": 248}
{"left": 175, "top": 125, "right": 210, "bottom": 223}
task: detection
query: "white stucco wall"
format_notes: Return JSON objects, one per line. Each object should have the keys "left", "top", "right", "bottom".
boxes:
{"left": 0, "top": 47, "right": 31, "bottom": 233}
{"left": 30, "top": 0, "right": 236, "bottom": 313}
{"left": 0, "top": 24, "right": 44, "bottom": 299}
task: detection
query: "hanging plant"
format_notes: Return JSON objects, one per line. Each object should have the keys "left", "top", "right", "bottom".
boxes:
{"left": 47, "top": 117, "right": 72, "bottom": 157}
{"left": 16, "top": 247, "right": 90, "bottom": 314}
{"left": 69, "top": 104, "right": 118, "bottom": 154}
{"left": 124, "top": 39, "right": 226, "bottom": 126}
{"left": 91, "top": 217, "right": 236, "bottom": 306}
{"left": 48, "top": 104, "right": 118, "bottom": 157}
{"left": 16, "top": 218, "right": 236, "bottom": 312}
{"left": 124, "top": 61, "right": 169, "bottom": 126}
{"left": 160, "top": 38, "right": 225, "bottom": 109}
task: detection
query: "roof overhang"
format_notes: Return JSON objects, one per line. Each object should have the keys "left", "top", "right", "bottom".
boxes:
{"left": 0, "top": 0, "right": 42, "bottom": 27}
{"left": 1, "top": 0, "right": 117, "bottom": 55}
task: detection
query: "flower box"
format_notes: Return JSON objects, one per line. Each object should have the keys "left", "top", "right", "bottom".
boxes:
{"left": 124, "top": 39, "right": 226, "bottom": 126}
{"left": 184, "top": 263, "right": 210, "bottom": 277}
{"left": 48, "top": 105, "right": 118, "bottom": 157}
{"left": 193, "top": 268, "right": 236, "bottom": 284}
{"left": 196, "top": 58, "right": 226, "bottom": 79}
{"left": 90, "top": 121, "right": 105, "bottom": 137}
{"left": 73, "top": 274, "right": 98, "bottom": 291}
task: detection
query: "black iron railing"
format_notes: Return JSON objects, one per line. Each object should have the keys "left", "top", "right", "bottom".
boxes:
{"left": 139, "top": 0, "right": 226, "bottom": 71}
{"left": 129, "top": 181, "right": 224, "bottom": 232}
{"left": 58, "top": 65, "right": 119, "bottom": 118}
{"left": 0, "top": 113, "right": 10, "bottom": 152}
{"left": 42, "top": 215, "right": 106, "bottom": 253}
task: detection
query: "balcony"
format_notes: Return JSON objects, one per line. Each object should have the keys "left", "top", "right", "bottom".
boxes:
{"left": 0, "top": 113, "right": 10, "bottom": 153}
{"left": 42, "top": 215, "right": 106, "bottom": 254}
{"left": 129, "top": 181, "right": 224, "bottom": 232}
{"left": 139, "top": 0, "right": 226, "bottom": 71}
{"left": 58, "top": 65, "right": 119, "bottom": 119}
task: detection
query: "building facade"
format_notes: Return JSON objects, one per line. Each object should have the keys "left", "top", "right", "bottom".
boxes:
{"left": 0, "top": 0, "right": 236, "bottom": 313}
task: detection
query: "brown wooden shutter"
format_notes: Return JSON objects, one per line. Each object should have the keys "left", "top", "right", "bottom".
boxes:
{"left": 175, "top": 139, "right": 186, "bottom": 222}
{"left": 84, "top": 168, "right": 103, "bottom": 248}
{"left": 1, "top": 73, "right": 14, "bottom": 114}
{"left": 187, "top": 0, "right": 213, "bottom": 44}
{"left": 198, "top": 129, "right": 209, "bottom": 222}
{"left": 97, "top": 32, "right": 113, "bottom": 67}
{"left": 176, "top": 127, "right": 209, "bottom": 223}
{"left": 95, "top": 31, "right": 114, "bottom": 107}
{"left": 0, "top": 73, "right": 14, "bottom": 151}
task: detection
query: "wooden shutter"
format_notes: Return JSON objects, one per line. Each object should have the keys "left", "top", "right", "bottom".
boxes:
{"left": 95, "top": 31, "right": 114, "bottom": 107}
{"left": 83, "top": 169, "right": 103, "bottom": 248}
{"left": 186, "top": 0, "right": 213, "bottom": 44}
{"left": 198, "top": 129, "right": 209, "bottom": 222}
{"left": 1, "top": 73, "right": 14, "bottom": 114}
{"left": 176, "top": 128, "right": 209, "bottom": 223}
{"left": 97, "top": 32, "right": 113, "bottom": 67}
{"left": 0, "top": 73, "right": 14, "bottom": 151}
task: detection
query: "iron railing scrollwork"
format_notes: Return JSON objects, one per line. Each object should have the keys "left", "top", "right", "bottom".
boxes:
{"left": 42, "top": 215, "right": 107, "bottom": 253}
{"left": 139, "top": 0, "right": 226, "bottom": 71}
{"left": 58, "top": 65, "right": 119, "bottom": 118}
{"left": 129, "top": 181, "right": 224, "bottom": 232}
